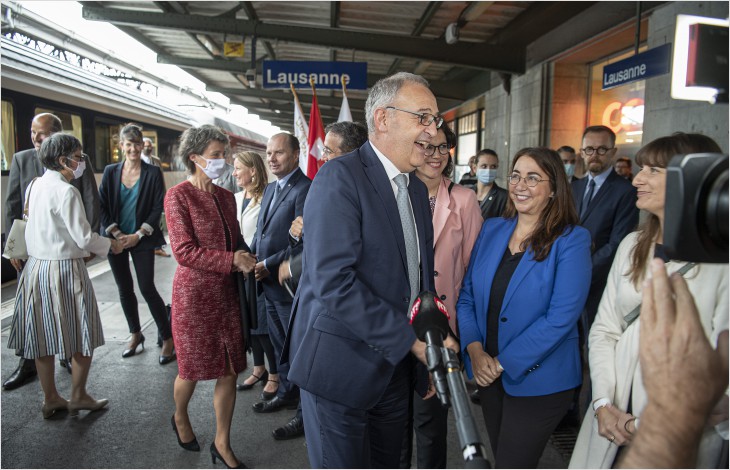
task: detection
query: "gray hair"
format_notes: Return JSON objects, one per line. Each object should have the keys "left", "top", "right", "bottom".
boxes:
{"left": 39, "top": 133, "right": 82, "bottom": 171}
{"left": 178, "top": 125, "right": 230, "bottom": 174}
{"left": 365, "top": 72, "right": 430, "bottom": 133}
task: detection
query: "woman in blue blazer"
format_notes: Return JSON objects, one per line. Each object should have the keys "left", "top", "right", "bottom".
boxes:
{"left": 99, "top": 123, "right": 174, "bottom": 364}
{"left": 457, "top": 147, "right": 592, "bottom": 468}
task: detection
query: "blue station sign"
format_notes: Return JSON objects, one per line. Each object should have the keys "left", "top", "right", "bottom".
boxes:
{"left": 263, "top": 61, "right": 368, "bottom": 90}
{"left": 602, "top": 43, "right": 672, "bottom": 90}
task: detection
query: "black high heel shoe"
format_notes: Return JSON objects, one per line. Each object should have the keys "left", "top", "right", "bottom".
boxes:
{"left": 237, "top": 370, "right": 268, "bottom": 391}
{"left": 210, "top": 442, "right": 246, "bottom": 468}
{"left": 171, "top": 414, "right": 200, "bottom": 452}
{"left": 122, "top": 333, "right": 145, "bottom": 358}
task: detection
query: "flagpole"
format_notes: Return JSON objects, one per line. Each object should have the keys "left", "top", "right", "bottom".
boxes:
{"left": 341, "top": 74, "right": 347, "bottom": 96}
{"left": 310, "top": 77, "right": 318, "bottom": 100}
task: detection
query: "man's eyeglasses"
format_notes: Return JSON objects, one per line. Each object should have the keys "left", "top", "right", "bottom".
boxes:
{"left": 386, "top": 106, "right": 444, "bottom": 129}
{"left": 581, "top": 146, "right": 614, "bottom": 156}
{"left": 508, "top": 174, "right": 550, "bottom": 188}
{"left": 322, "top": 146, "right": 337, "bottom": 158}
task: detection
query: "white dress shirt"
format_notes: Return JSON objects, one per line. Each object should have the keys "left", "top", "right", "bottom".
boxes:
{"left": 26, "top": 170, "right": 111, "bottom": 260}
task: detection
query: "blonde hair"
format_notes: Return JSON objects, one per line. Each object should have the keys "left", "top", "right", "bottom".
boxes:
{"left": 234, "top": 151, "right": 267, "bottom": 202}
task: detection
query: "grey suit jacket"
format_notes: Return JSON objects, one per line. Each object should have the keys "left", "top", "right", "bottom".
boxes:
{"left": 4, "top": 148, "right": 100, "bottom": 233}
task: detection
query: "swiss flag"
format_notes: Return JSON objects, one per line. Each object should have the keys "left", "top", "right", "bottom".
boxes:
{"left": 306, "top": 92, "right": 326, "bottom": 179}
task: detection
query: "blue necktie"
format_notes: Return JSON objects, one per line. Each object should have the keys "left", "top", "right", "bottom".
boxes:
{"left": 581, "top": 179, "right": 595, "bottom": 218}
{"left": 268, "top": 183, "right": 281, "bottom": 215}
{"left": 394, "top": 174, "right": 419, "bottom": 307}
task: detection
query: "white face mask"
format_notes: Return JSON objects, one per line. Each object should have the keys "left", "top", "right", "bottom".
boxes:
{"left": 196, "top": 157, "right": 226, "bottom": 180}
{"left": 477, "top": 168, "right": 497, "bottom": 185}
{"left": 64, "top": 157, "right": 85, "bottom": 180}
{"left": 564, "top": 163, "right": 576, "bottom": 178}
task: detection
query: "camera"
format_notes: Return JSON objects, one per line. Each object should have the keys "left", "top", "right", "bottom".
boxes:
{"left": 664, "top": 153, "right": 728, "bottom": 263}
{"left": 245, "top": 68, "right": 257, "bottom": 87}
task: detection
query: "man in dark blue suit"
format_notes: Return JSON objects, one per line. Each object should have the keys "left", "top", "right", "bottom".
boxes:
{"left": 251, "top": 132, "right": 311, "bottom": 413}
{"left": 283, "top": 72, "right": 457, "bottom": 468}
{"left": 572, "top": 125, "right": 639, "bottom": 329}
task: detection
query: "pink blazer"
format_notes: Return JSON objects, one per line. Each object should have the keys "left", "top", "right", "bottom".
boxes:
{"left": 432, "top": 176, "right": 483, "bottom": 334}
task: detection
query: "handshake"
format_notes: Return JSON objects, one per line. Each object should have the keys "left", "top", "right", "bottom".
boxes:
{"left": 232, "top": 250, "right": 257, "bottom": 274}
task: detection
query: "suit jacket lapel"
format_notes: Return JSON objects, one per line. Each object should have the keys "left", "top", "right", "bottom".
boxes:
{"left": 135, "top": 164, "right": 149, "bottom": 226}
{"left": 265, "top": 169, "right": 302, "bottom": 227}
{"left": 581, "top": 171, "right": 617, "bottom": 221}
{"left": 501, "top": 249, "right": 538, "bottom": 314}
{"left": 409, "top": 172, "right": 432, "bottom": 291}
{"left": 475, "top": 218, "right": 514, "bottom": 309}
{"left": 361, "top": 145, "right": 409, "bottom": 275}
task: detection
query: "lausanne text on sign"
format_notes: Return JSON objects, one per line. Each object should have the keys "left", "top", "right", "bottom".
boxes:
{"left": 602, "top": 44, "right": 671, "bottom": 90}
{"left": 263, "top": 61, "right": 367, "bottom": 90}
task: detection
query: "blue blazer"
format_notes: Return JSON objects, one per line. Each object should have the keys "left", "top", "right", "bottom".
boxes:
{"left": 284, "top": 142, "right": 435, "bottom": 410}
{"left": 251, "top": 167, "right": 311, "bottom": 302}
{"left": 99, "top": 161, "right": 165, "bottom": 251}
{"left": 572, "top": 170, "right": 638, "bottom": 316}
{"left": 457, "top": 217, "right": 592, "bottom": 397}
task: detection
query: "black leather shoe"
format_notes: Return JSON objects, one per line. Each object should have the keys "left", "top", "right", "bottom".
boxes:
{"left": 470, "top": 389, "right": 480, "bottom": 405}
{"left": 59, "top": 358, "right": 72, "bottom": 375}
{"left": 272, "top": 415, "right": 304, "bottom": 440}
{"left": 3, "top": 359, "right": 37, "bottom": 390}
{"left": 252, "top": 396, "right": 299, "bottom": 413}
{"left": 159, "top": 350, "right": 177, "bottom": 365}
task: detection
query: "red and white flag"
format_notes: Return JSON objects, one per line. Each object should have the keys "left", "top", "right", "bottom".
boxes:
{"left": 291, "top": 84, "right": 309, "bottom": 174}
{"left": 306, "top": 81, "right": 326, "bottom": 179}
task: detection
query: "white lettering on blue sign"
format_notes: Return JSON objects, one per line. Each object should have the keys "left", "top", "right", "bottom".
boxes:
{"left": 265, "top": 69, "right": 351, "bottom": 87}
{"left": 603, "top": 64, "right": 647, "bottom": 86}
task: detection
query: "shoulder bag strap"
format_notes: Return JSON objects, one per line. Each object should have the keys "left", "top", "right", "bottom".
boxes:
{"left": 23, "top": 177, "right": 39, "bottom": 220}
{"left": 623, "top": 261, "right": 697, "bottom": 326}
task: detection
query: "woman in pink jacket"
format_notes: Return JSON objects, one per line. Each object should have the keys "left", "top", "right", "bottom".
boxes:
{"left": 402, "top": 124, "right": 483, "bottom": 468}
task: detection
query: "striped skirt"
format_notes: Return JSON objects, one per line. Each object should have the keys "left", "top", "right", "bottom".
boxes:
{"left": 7, "top": 257, "right": 104, "bottom": 359}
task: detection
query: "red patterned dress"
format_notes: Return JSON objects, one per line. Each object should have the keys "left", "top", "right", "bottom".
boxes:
{"left": 164, "top": 181, "right": 246, "bottom": 381}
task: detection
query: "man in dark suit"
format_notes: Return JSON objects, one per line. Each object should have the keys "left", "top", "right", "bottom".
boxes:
{"left": 251, "top": 132, "right": 311, "bottom": 413}
{"left": 572, "top": 125, "right": 638, "bottom": 329}
{"left": 283, "top": 72, "right": 457, "bottom": 468}
{"left": 272, "top": 121, "right": 369, "bottom": 442}
{"left": 2, "top": 113, "right": 100, "bottom": 390}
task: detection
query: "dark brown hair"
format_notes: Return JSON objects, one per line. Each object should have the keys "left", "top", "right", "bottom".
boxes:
{"left": 628, "top": 132, "right": 722, "bottom": 287}
{"left": 503, "top": 147, "right": 578, "bottom": 261}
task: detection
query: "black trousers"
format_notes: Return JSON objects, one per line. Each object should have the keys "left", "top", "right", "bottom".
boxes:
{"left": 479, "top": 377, "right": 574, "bottom": 468}
{"left": 400, "top": 392, "right": 448, "bottom": 468}
{"left": 107, "top": 249, "right": 171, "bottom": 340}
{"left": 250, "top": 334, "right": 277, "bottom": 374}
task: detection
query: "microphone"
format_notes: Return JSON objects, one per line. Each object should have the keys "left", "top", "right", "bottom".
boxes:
{"left": 409, "top": 291, "right": 451, "bottom": 407}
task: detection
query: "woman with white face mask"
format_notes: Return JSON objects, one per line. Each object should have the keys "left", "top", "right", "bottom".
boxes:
{"left": 99, "top": 123, "right": 175, "bottom": 364}
{"left": 8, "top": 133, "right": 123, "bottom": 418}
{"left": 165, "top": 125, "right": 256, "bottom": 468}
{"left": 475, "top": 149, "right": 508, "bottom": 220}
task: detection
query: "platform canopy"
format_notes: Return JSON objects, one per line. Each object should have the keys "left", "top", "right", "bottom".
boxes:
{"left": 77, "top": 1, "right": 600, "bottom": 130}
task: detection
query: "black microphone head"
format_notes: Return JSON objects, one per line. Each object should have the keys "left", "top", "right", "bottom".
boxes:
{"left": 409, "top": 291, "right": 450, "bottom": 342}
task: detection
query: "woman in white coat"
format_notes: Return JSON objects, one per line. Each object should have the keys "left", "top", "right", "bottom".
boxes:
{"left": 7, "top": 134, "right": 122, "bottom": 418}
{"left": 569, "top": 133, "right": 728, "bottom": 468}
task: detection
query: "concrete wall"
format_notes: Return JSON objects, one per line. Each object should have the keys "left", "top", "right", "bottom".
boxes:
{"left": 643, "top": 1, "right": 729, "bottom": 152}
{"left": 482, "top": 64, "right": 547, "bottom": 180}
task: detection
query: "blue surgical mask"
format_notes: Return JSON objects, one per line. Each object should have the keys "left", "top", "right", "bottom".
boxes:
{"left": 196, "top": 157, "right": 226, "bottom": 180}
{"left": 477, "top": 168, "right": 497, "bottom": 185}
{"left": 564, "top": 163, "right": 575, "bottom": 178}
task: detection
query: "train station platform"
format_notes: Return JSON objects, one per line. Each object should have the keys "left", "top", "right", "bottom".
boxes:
{"left": 0, "top": 250, "right": 576, "bottom": 468}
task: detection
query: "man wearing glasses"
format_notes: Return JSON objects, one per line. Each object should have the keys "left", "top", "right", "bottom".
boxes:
{"left": 570, "top": 125, "right": 638, "bottom": 419}
{"left": 284, "top": 72, "right": 458, "bottom": 468}
{"left": 572, "top": 125, "right": 638, "bottom": 330}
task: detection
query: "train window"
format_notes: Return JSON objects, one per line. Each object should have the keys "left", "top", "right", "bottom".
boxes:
{"left": 35, "top": 107, "right": 83, "bottom": 146}
{"left": 1, "top": 100, "right": 16, "bottom": 171}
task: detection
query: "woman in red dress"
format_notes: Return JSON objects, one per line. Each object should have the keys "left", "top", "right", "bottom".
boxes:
{"left": 164, "top": 125, "right": 256, "bottom": 468}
